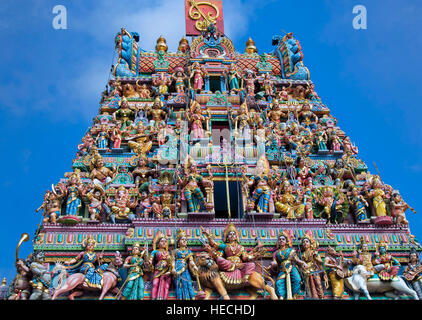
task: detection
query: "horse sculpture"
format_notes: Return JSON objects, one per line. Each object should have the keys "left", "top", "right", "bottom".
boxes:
{"left": 344, "top": 265, "right": 419, "bottom": 300}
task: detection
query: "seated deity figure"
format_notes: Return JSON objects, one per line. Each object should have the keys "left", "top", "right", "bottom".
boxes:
{"left": 105, "top": 186, "right": 138, "bottom": 223}
{"left": 201, "top": 223, "right": 262, "bottom": 294}
{"left": 267, "top": 99, "right": 288, "bottom": 124}
{"left": 372, "top": 240, "right": 400, "bottom": 281}
{"left": 113, "top": 97, "right": 135, "bottom": 131}
{"left": 89, "top": 152, "right": 117, "bottom": 187}
{"left": 352, "top": 237, "right": 375, "bottom": 279}
{"left": 297, "top": 103, "right": 318, "bottom": 131}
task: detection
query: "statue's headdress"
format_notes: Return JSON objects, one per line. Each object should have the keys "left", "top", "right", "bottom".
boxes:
{"left": 223, "top": 223, "right": 239, "bottom": 243}
{"left": 83, "top": 235, "right": 97, "bottom": 249}
{"left": 277, "top": 230, "right": 292, "bottom": 248}
{"left": 176, "top": 229, "right": 187, "bottom": 247}
{"left": 153, "top": 231, "right": 168, "bottom": 251}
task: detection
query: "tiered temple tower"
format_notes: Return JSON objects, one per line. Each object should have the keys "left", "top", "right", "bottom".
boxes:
{"left": 9, "top": 1, "right": 421, "bottom": 300}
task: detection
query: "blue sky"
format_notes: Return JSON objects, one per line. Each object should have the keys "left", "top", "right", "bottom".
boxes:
{"left": 0, "top": 0, "right": 421, "bottom": 282}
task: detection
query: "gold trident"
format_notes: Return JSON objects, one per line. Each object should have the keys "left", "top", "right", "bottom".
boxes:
{"left": 188, "top": 0, "right": 220, "bottom": 32}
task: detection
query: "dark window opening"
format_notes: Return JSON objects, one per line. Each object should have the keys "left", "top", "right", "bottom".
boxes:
{"left": 214, "top": 181, "right": 243, "bottom": 219}
{"left": 209, "top": 76, "right": 222, "bottom": 93}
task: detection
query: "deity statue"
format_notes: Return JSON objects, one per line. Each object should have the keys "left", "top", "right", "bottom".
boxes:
{"left": 262, "top": 73, "right": 274, "bottom": 97}
{"left": 403, "top": 248, "right": 422, "bottom": 299}
{"left": 372, "top": 240, "right": 400, "bottom": 281}
{"left": 390, "top": 191, "right": 416, "bottom": 226}
{"left": 295, "top": 187, "right": 314, "bottom": 219}
{"left": 65, "top": 236, "right": 109, "bottom": 290}
{"left": 152, "top": 72, "right": 172, "bottom": 95}
{"left": 352, "top": 237, "right": 375, "bottom": 279}
{"left": 126, "top": 122, "right": 153, "bottom": 157}
{"left": 314, "top": 186, "right": 344, "bottom": 224}
{"left": 121, "top": 242, "right": 147, "bottom": 300}
{"left": 113, "top": 97, "right": 135, "bottom": 131}
{"left": 132, "top": 157, "right": 155, "bottom": 189}
{"left": 85, "top": 184, "right": 107, "bottom": 221}
{"left": 186, "top": 99, "right": 211, "bottom": 141}
{"left": 348, "top": 187, "right": 370, "bottom": 223}
{"left": 9, "top": 236, "right": 32, "bottom": 301}
{"left": 342, "top": 136, "right": 358, "bottom": 155}
{"left": 267, "top": 99, "right": 287, "bottom": 124}
{"left": 89, "top": 153, "right": 117, "bottom": 187}
{"left": 189, "top": 62, "right": 207, "bottom": 93}
{"left": 36, "top": 186, "right": 64, "bottom": 224}
{"left": 177, "top": 156, "right": 213, "bottom": 213}
{"left": 147, "top": 96, "right": 167, "bottom": 128}
{"left": 105, "top": 186, "right": 138, "bottom": 223}
{"left": 77, "top": 131, "right": 94, "bottom": 156}
{"left": 27, "top": 251, "right": 52, "bottom": 300}
{"left": 324, "top": 246, "right": 351, "bottom": 300}
{"left": 226, "top": 63, "right": 241, "bottom": 94}
{"left": 201, "top": 224, "right": 262, "bottom": 293}
{"left": 173, "top": 229, "right": 199, "bottom": 300}
{"left": 329, "top": 130, "right": 342, "bottom": 152}
{"left": 136, "top": 80, "right": 152, "bottom": 99}
{"left": 275, "top": 180, "right": 301, "bottom": 219}
{"left": 365, "top": 177, "right": 388, "bottom": 217}
{"left": 171, "top": 67, "right": 188, "bottom": 94}
{"left": 110, "top": 124, "right": 122, "bottom": 149}
{"left": 295, "top": 157, "right": 314, "bottom": 188}
{"left": 298, "top": 234, "right": 327, "bottom": 299}
{"left": 314, "top": 125, "right": 328, "bottom": 152}
{"left": 94, "top": 124, "right": 110, "bottom": 150}
{"left": 245, "top": 155, "right": 272, "bottom": 213}
{"left": 230, "top": 102, "right": 252, "bottom": 140}
{"left": 268, "top": 231, "right": 307, "bottom": 300}
{"left": 297, "top": 103, "right": 318, "bottom": 131}
{"left": 122, "top": 83, "right": 141, "bottom": 98}
{"left": 149, "top": 232, "right": 173, "bottom": 300}
{"left": 59, "top": 170, "right": 84, "bottom": 216}
{"left": 244, "top": 70, "right": 256, "bottom": 96}
{"left": 277, "top": 84, "right": 292, "bottom": 102}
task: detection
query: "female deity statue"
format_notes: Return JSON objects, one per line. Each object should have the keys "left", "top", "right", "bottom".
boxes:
{"left": 298, "top": 234, "right": 327, "bottom": 299}
{"left": 390, "top": 191, "right": 416, "bottom": 226}
{"left": 110, "top": 124, "right": 122, "bottom": 149}
{"left": 348, "top": 187, "right": 370, "bottom": 223}
{"left": 172, "top": 67, "right": 188, "bottom": 94}
{"left": 329, "top": 130, "right": 342, "bottom": 152}
{"left": 132, "top": 157, "right": 155, "bottom": 189}
{"left": 61, "top": 170, "right": 84, "bottom": 216}
{"left": 315, "top": 126, "right": 328, "bottom": 152}
{"left": 189, "top": 62, "right": 207, "bottom": 93}
{"left": 77, "top": 131, "right": 94, "bottom": 156}
{"left": 122, "top": 242, "right": 147, "bottom": 300}
{"left": 365, "top": 177, "right": 388, "bottom": 217}
{"left": 66, "top": 236, "right": 109, "bottom": 289}
{"left": 352, "top": 237, "right": 375, "bottom": 279}
{"left": 105, "top": 186, "right": 138, "bottom": 223}
{"left": 113, "top": 97, "right": 135, "bottom": 131}
{"left": 126, "top": 122, "right": 154, "bottom": 157}
{"left": 275, "top": 180, "right": 299, "bottom": 219}
{"left": 173, "top": 229, "right": 199, "bottom": 300}
{"left": 186, "top": 99, "right": 211, "bottom": 141}
{"left": 403, "top": 248, "right": 422, "bottom": 299}
{"left": 177, "top": 156, "right": 213, "bottom": 213}
{"left": 295, "top": 157, "right": 314, "bottom": 188}
{"left": 268, "top": 231, "right": 307, "bottom": 300}
{"left": 94, "top": 125, "right": 110, "bottom": 150}
{"left": 342, "top": 136, "right": 358, "bottom": 155}
{"left": 230, "top": 102, "right": 253, "bottom": 140}
{"left": 226, "top": 63, "right": 241, "bottom": 94}
{"left": 277, "top": 84, "right": 291, "bottom": 102}
{"left": 372, "top": 240, "right": 400, "bottom": 281}
{"left": 201, "top": 223, "right": 260, "bottom": 293}
{"left": 149, "top": 232, "right": 173, "bottom": 300}
{"left": 246, "top": 155, "right": 272, "bottom": 213}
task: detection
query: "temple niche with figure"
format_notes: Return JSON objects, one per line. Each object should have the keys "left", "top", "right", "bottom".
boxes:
{"left": 6, "top": 0, "right": 422, "bottom": 301}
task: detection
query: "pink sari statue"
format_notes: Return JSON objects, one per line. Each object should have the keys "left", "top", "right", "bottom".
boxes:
{"left": 187, "top": 100, "right": 210, "bottom": 140}
{"left": 149, "top": 232, "right": 172, "bottom": 300}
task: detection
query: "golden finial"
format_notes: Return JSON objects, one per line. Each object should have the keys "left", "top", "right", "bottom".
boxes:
{"left": 178, "top": 36, "right": 189, "bottom": 53}
{"left": 245, "top": 37, "right": 257, "bottom": 55}
{"left": 1, "top": 277, "right": 6, "bottom": 286}
{"left": 155, "top": 35, "right": 168, "bottom": 53}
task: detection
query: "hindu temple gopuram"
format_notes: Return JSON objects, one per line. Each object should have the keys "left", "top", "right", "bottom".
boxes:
{"left": 6, "top": 0, "right": 422, "bottom": 301}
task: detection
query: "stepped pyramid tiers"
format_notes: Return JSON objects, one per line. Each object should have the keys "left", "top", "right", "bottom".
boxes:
{"left": 9, "top": 4, "right": 422, "bottom": 301}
